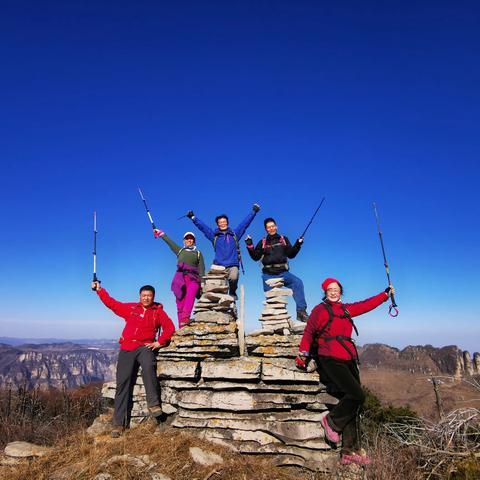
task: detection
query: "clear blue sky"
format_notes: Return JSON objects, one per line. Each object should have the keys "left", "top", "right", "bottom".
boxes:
{"left": 1, "top": 1, "right": 479, "bottom": 352}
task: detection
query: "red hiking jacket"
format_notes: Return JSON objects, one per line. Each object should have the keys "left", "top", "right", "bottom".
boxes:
{"left": 97, "top": 289, "right": 175, "bottom": 351}
{"left": 299, "top": 292, "right": 388, "bottom": 361}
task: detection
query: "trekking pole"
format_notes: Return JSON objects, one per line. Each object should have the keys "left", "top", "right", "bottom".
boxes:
{"left": 91, "top": 211, "right": 98, "bottom": 290}
{"left": 300, "top": 197, "right": 326, "bottom": 239}
{"left": 373, "top": 202, "right": 398, "bottom": 317}
{"left": 138, "top": 187, "right": 157, "bottom": 231}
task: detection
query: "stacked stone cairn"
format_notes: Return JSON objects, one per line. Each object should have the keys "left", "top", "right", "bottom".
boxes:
{"left": 255, "top": 277, "right": 306, "bottom": 335}
{"left": 101, "top": 270, "right": 338, "bottom": 472}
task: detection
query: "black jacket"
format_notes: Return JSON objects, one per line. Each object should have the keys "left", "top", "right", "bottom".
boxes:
{"left": 247, "top": 234, "right": 301, "bottom": 274}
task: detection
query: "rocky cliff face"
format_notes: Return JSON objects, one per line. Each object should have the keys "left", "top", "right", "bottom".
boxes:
{"left": 0, "top": 343, "right": 117, "bottom": 389}
{"left": 359, "top": 343, "right": 480, "bottom": 378}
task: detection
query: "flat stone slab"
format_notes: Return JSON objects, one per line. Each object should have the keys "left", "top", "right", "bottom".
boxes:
{"left": 246, "top": 334, "right": 299, "bottom": 346}
{"left": 203, "top": 284, "right": 229, "bottom": 293}
{"left": 157, "top": 360, "right": 199, "bottom": 379}
{"left": 264, "top": 297, "right": 289, "bottom": 304}
{"left": 248, "top": 345, "right": 299, "bottom": 357}
{"left": 262, "top": 301, "right": 287, "bottom": 309}
{"left": 203, "top": 292, "right": 235, "bottom": 304}
{"left": 173, "top": 415, "right": 327, "bottom": 444}
{"left": 175, "top": 322, "right": 237, "bottom": 337}
{"left": 193, "top": 311, "right": 233, "bottom": 324}
{"left": 261, "top": 359, "right": 319, "bottom": 383}
{"left": 261, "top": 308, "right": 288, "bottom": 316}
{"left": 209, "top": 265, "right": 226, "bottom": 272}
{"left": 201, "top": 358, "right": 261, "bottom": 380}
{"left": 265, "top": 278, "right": 284, "bottom": 286}
{"left": 260, "top": 313, "right": 291, "bottom": 320}
{"left": 4, "top": 441, "right": 51, "bottom": 458}
{"left": 265, "top": 288, "right": 293, "bottom": 298}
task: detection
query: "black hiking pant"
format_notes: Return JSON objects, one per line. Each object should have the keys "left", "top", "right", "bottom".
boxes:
{"left": 317, "top": 357, "right": 365, "bottom": 453}
{"left": 113, "top": 347, "right": 160, "bottom": 427}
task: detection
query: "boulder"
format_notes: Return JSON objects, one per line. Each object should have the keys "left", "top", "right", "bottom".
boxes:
{"left": 4, "top": 441, "right": 51, "bottom": 458}
{"left": 189, "top": 446, "right": 224, "bottom": 466}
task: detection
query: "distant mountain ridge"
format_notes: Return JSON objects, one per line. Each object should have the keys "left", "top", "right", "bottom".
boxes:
{"left": 0, "top": 337, "right": 117, "bottom": 348}
{"left": 0, "top": 342, "right": 118, "bottom": 389}
{"left": 0, "top": 340, "right": 478, "bottom": 390}
{"left": 359, "top": 343, "right": 480, "bottom": 378}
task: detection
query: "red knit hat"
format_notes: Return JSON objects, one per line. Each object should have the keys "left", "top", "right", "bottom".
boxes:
{"left": 322, "top": 278, "right": 342, "bottom": 292}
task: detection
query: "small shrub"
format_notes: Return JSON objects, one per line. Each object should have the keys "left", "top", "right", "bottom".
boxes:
{"left": 0, "top": 383, "right": 103, "bottom": 447}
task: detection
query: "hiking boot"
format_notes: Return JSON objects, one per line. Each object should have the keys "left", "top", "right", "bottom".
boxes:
{"left": 148, "top": 405, "right": 163, "bottom": 418}
{"left": 296, "top": 309, "right": 309, "bottom": 323}
{"left": 179, "top": 318, "right": 192, "bottom": 328}
{"left": 110, "top": 428, "right": 122, "bottom": 438}
{"left": 341, "top": 451, "right": 372, "bottom": 466}
{"left": 321, "top": 415, "right": 341, "bottom": 443}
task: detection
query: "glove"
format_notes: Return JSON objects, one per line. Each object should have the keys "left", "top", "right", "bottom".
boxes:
{"left": 252, "top": 203, "right": 260, "bottom": 213}
{"left": 187, "top": 210, "right": 194, "bottom": 219}
{"left": 385, "top": 285, "right": 394, "bottom": 297}
{"left": 245, "top": 235, "right": 253, "bottom": 246}
{"left": 295, "top": 354, "right": 308, "bottom": 371}
{"left": 91, "top": 280, "right": 101, "bottom": 291}
{"left": 297, "top": 237, "right": 304, "bottom": 244}
{"left": 153, "top": 229, "right": 165, "bottom": 238}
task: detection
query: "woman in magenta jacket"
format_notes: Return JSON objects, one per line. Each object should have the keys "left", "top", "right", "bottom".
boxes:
{"left": 296, "top": 277, "right": 394, "bottom": 466}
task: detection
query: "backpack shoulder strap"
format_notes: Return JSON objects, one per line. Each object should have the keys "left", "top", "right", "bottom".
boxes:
{"left": 315, "top": 302, "right": 335, "bottom": 339}
{"left": 340, "top": 305, "right": 359, "bottom": 336}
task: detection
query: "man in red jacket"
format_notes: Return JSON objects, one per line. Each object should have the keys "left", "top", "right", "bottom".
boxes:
{"left": 92, "top": 280, "right": 175, "bottom": 437}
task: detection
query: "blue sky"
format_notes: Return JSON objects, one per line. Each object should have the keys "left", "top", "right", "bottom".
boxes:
{"left": 0, "top": 1, "right": 479, "bottom": 352}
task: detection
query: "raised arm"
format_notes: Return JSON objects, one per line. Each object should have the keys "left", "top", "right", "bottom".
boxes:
{"left": 160, "top": 233, "right": 182, "bottom": 255}
{"left": 284, "top": 236, "right": 302, "bottom": 259}
{"left": 346, "top": 291, "right": 389, "bottom": 317}
{"left": 234, "top": 204, "right": 259, "bottom": 239}
{"left": 245, "top": 237, "right": 264, "bottom": 261}
{"left": 96, "top": 287, "right": 134, "bottom": 319}
{"left": 191, "top": 215, "right": 215, "bottom": 242}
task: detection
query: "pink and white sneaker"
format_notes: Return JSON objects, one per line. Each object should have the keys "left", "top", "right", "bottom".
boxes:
{"left": 341, "top": 451, "right": 372, "bottom": 466}
{"left": 321, "top": 415, "right": 341, "bottom": 443}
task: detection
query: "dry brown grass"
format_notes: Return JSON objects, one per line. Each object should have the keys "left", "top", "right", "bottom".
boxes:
{"left": 0, "top": 383, "right": 103, "bottom": 449}
{"left": 361, "top": 369, "right": 480, "bottom": 421}
{"left": 2, "top": 424, "right": 334, "bottom": 480}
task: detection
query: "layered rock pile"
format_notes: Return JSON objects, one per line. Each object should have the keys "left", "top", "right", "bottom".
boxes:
{"left": 258, "top": 277, "right": 293, "bottom": 334}
{"left": 250, "top": 277, "right": 306, "bottom": 339}
{"left": 193, "top": 265, "right": 234, "bottom": 314}
{"left": 101, "top": 273, "right": 337, "bottom": 471}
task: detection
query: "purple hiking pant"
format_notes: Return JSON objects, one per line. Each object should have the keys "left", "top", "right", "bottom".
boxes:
{"left": 176, "top": 275, "right": 200, "bottom": 328}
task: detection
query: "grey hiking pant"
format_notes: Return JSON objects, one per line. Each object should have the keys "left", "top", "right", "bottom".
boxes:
{"left": 113, "top": 346, "right": 160, "bottom": 427}
{"left": 225, "top": 266, "right": 239, "bottom": 299}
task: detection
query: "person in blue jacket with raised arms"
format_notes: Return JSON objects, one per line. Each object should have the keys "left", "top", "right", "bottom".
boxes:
{"left": 186, "top": 204, "right": 260, "bottom": 303}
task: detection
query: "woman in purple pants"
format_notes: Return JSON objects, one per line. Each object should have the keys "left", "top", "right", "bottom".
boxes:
{"left": 154, "top": 229, "right": 205, "bottom": 328}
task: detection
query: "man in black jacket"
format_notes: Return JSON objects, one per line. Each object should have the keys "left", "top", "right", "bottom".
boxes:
{"left": 245, "top": 217, "right": 308, "bottom": 322}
